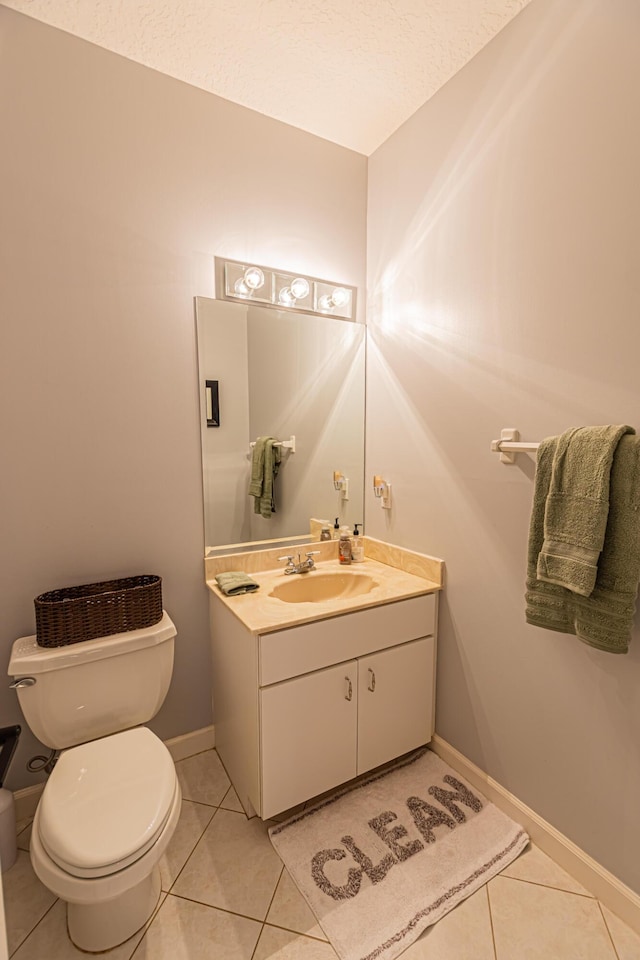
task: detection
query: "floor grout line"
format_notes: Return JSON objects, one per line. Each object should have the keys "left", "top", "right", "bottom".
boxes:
{"left": 250, "top": 922, "right": 266, "bottom": 960}
{"left": 168, "top": 890, "right": 273, "bottom": 926}
{"left": 163, "top": 802, "right": 220, "bottom": 896}
{"left": 220, "top": 784, "right": 236, "bottom": 809}
{"left": 263, "top": 919, "right": 329, "bottom": 944}
{"left": 204, "top": 749, "right": 246, "bottom": 815}
{"left": 249, "top": 922, "right": 265, "bottom": 960}
{"left": 497, "top": 872, "right": 595, "bottom": 899}
{"left": 485, "top": 883, "right": 498, "bottom": 960}
{"left": 128, "top": 889, "right": 168, "bottom": 960}
{"left": 263, "top": 864, "right": 285, "bottom": 923}
{"left": 8, "top": 896, "right": 59, "bottom": 959}
{"left": 597, "top": 900, "right": 622, "bottom": 960}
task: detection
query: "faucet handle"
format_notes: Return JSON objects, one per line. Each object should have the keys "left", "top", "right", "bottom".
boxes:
{"left": 278, "top": 555, "right": 295, "bottom": 563}
{"left": 305, "top": 551, "right": 320, "bottom": 570}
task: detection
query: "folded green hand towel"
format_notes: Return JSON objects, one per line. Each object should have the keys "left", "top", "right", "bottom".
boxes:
{"left": 215, "top": 572, "right": 260, "bottom": 596}
{"left": 526, "top": 433, "right": 640, "bottom": 654}
{"left": 536, "top": 425, "right": 634, "bottom": 596}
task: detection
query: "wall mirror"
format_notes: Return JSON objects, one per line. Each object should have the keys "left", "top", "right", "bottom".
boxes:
{"left": 195, "top": 296, "right": 365, "bottom": 555}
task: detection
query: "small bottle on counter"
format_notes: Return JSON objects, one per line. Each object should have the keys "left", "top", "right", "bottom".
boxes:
{"left": 351, "top": 523, "right": 364, "bottom": 562}
{"left": 339, "top": 525, "right": 352, "bottom": 564}
{"left": 320, "top": 524, "right": 332, "bottom": 541}
{"left": 332, "top": 517, "right": 341, "bottom": 539}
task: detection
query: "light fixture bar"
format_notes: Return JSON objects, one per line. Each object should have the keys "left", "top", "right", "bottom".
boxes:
{"left": 214, "top": 257, "right": 356, "bottom": 321}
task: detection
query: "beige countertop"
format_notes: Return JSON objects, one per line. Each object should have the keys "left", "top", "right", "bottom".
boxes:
{"left": 206, "top": 557, "right": 440, "bottom": 635}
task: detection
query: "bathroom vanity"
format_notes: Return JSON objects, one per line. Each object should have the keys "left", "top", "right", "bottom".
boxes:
{"left": 206, "top": 539, "right": 443, "bottom": 819}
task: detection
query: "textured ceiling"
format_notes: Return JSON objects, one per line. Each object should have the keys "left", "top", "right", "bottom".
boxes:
{"left": 1, "top": 0, "right": 532, "bottom": 154}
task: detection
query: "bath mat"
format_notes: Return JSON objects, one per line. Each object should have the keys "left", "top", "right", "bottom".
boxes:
{"left": 269, "top": 748, "right": 528, "bottom": 960}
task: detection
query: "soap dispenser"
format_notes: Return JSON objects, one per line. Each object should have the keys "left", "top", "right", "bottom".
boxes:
{"left": 338, "top": 526, "right": 352, "bottom": 564}
{"left": 351, "top": 523, "right": 364, "bottom": 562}
{"left": 332, "top": 517, "right": 341, "bottom": 540}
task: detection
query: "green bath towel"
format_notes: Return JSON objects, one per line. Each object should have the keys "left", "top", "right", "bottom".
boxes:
{"left": 526, "top": 432, "right": 640, "bottom": 654}
{"left": 214, "top": 572, "right": 260, "bottom": 596}
{"left": 248, "top": 437, "right": 281, "bottom": 519}
{"left": 536, "top": 425, "right": 634, "bottom": 596}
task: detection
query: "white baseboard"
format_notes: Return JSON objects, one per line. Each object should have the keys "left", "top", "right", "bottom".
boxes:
{"left": 164, "top": 725, "right": 215, "bottom": 762}
{"left": 13, "top": 724, "right": 216, "bottom": 824}
{"left": 430, "top": 734, "right": 640, "bottom": 936}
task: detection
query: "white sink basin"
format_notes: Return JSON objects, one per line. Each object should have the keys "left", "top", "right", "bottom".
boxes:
{"left": 269, "top": 572, "right": 378, "bottom": 604}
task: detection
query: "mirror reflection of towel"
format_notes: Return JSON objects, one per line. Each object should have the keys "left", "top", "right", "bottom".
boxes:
{"left": 248, "top": 437, "right": 281, "bottom": 519}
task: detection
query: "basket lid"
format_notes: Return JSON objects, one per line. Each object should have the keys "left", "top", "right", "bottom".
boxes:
{"left": 38, "top": 727, "right": 177, "bottom": 877}
{"left": 9, "top": 611, "right": 176, "bottom": 676}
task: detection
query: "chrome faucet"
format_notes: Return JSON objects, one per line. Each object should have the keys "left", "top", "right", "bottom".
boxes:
{"left": 278, "top": 551, "right": 321, "bottom": 575}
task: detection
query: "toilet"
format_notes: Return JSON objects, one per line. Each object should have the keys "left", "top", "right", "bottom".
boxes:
{"left": 8, "top": 612, "right": 181, "bottom": 952}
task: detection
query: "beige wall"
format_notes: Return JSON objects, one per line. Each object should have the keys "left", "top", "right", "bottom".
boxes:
{"left": 0, "top": 8, "right": 367, "bottom": 789}
{"left": 366, "top": 0, "right": 640, "bottom": 893}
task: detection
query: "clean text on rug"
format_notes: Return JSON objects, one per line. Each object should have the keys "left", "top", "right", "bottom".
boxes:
{"left": 311, "top": 774, "right": 483, "bottom": 901}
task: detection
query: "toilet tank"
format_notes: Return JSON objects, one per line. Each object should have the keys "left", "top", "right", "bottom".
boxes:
{"left": 8, "top": 612, "right": 176, "bottom": 750}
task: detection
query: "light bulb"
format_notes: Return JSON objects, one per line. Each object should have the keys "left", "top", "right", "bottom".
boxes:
{"left": 244, "top": 267, "right": 264, "bottom": 290}
{"left": 290, "top": 277, "right": 310, "bottom": 300}
{"left": 318, "top": 294, "right": 333, "bottom": 311}
{"left": 234, "top": 278, "right": 250, "bottom": 297}
{"left": 331, "top": 286, "right": 350, "bottom": 308}
{"left": 279, "top": 286, "right": 296, "bottom": 306}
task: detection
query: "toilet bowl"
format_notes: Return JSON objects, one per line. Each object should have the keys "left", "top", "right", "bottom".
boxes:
{"left": 30, "top": 728, "right": 181, "bottom": 951}
{"left": 9, "top": 613, "right": 180, "bottom": 952}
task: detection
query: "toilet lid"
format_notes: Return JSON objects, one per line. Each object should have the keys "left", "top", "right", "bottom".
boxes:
{"left": 38, "top": 727, "right": 178, "bottom": 879}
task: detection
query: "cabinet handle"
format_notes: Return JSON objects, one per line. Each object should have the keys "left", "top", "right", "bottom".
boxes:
{"left": 344, "top": 677, "right": 353, "bottom": 701}
{"left": 367, "top": 668, "right": 376, "bottom": 693}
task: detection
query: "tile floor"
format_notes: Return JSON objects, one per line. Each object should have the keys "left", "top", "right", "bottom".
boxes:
{"left": 4, "top": 748, "right": 640, "bottom": 959}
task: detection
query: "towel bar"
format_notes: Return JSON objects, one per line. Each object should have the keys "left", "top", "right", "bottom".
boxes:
{"left": 249, "top": 436, "right": 296, "bottom": 453}
{"left": 491, "top": 428, "right": 539, "bottom": 463}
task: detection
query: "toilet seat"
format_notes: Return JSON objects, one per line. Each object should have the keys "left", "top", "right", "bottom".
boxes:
{"left": 38, "top": 727, "right": 177, "bottom": 879}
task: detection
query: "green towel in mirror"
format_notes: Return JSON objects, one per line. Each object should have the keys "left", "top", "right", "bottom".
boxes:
{"left": 248, "top": 437, "right": 282, "bottom": 519}
{"left": 215, "top": 572, "right": 260, "bottom": 596}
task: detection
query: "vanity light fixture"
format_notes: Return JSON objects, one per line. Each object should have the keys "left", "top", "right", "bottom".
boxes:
{"left": 373, "top": 475, "right": 392, "bottom": 509}
{"left": 333, "top": 471, "right": 349, "bottom": 500}
{"left": 318, "top": 286, "right": 350, "bottom": 312}
{"left": 215, "top": 257, "right": 356, "bottom": 321}
{"left": 234, "top": 266, "right": 264, "bottom": 297}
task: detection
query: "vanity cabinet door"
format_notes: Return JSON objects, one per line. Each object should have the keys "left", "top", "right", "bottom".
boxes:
{"left": 260, "top": 661, "right": 358, "bottom": 819}
{"left": 357, "top": 636, "right": 435, "bottom": 775}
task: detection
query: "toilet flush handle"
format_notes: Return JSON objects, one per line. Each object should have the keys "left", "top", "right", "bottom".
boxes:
{"left": 9, "top": 677, "right": 36, "bottom": 689}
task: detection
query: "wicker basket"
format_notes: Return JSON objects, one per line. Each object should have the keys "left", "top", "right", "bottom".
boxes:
{"left": 34, "top": 575, "right": 163, "bottom": 648}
